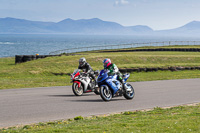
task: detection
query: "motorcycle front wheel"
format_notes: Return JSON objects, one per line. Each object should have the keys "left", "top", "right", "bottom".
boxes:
{"left": 72, "top": 82, "right": 83, "bottom": 96}
{"left": 100, "top": 85, "right": 112, "bottom": 101}
{"left": 123, "top": 83, "right": 135, "bottom": 100}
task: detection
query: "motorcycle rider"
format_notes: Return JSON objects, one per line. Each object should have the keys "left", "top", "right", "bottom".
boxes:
{"left": 103, "top": 58, "right": 125, "bottom": 90}
{"left": 78, "top": 57, "right": 97, "bottom": 86}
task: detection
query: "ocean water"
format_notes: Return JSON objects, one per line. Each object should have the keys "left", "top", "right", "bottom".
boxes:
{"left": 0, "top": 34, "right": 200, "bottom": 57}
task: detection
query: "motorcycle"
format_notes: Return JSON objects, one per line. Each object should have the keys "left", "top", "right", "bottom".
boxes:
{"left": 71, "top": 69, "right": 100, "bottom": 96}
{"left": 97, "top": 69, "right": 135, "bottom": 101}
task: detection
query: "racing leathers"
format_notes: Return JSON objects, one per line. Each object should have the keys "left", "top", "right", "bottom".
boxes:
{"left": 104, "top": 63, "right": 123, "bottom": 84}
{"left": 78, "top": 62, "right": 96, "bottom": 85}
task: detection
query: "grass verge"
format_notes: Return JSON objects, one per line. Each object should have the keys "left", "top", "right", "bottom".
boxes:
{"left": 1, "top": 104, "right": 199, "bottom": 133}
{"left": 0, "top": 46, "right": 200, "bottom": 89}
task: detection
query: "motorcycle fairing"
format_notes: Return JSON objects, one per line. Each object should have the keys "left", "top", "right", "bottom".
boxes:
{"left": 74, "top": 81, "right": 81, "bottom": 88}
{"left": 97, "top": 69, "right": 108, "bottom": 83}
{"left": 74, "top": 77, "right": 90, "bottom": 92}
{"left": 123, "top": 73, "right": 130, "bottom": 82}
{"left": 105, "top": 75, "right": 120, "bottom": 95}
{"left": 97, "top": 69, "right": 130, "bottom": 95}
{"left": 80, "top": 77, "right": 90, "bottom": 92}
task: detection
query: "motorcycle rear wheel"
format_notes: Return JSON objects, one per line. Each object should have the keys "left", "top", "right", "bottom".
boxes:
{"left": 123, "top": 83, "right": 135, "bottom": 100}
{"left": 72, "top": 82, "right": 84, "bottom": 96}
{"left": 100, "top": 85, "right": 112, "bottom": 101}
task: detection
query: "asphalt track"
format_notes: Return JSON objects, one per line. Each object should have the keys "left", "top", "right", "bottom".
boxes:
{"left": 0, "top": 79, "right": 200, "bottom": 128}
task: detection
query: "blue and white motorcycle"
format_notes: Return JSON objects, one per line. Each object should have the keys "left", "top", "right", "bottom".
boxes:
{"left": 97, "top": 69, "right": 135, "bottom": 101}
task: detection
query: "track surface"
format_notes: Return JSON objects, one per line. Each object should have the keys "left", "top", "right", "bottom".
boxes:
{"left": 0, "top": 79, "right": 200, "bottom": 128}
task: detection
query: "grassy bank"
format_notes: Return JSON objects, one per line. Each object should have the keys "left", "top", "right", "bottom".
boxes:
{"left": 91, "top": 45, "right": 200, "bottom": 52}
{"left": 1, "top": 104, "right": 199, "bottom": 133}
{"left": 0, "top": 46, "right": 200, "bottom": 89}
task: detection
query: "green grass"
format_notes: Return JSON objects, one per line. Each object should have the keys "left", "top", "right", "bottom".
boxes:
{"left": 1, "top": 104, "right": 199, "bottom": 133}
{"left": 92, "top": 45, "right": 200, "bottom": 52}
{"left": 0, "top": 47, "right": 200, "bottom": 89}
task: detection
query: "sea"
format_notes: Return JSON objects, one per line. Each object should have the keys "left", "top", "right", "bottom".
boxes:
{"left": 0, "top": 34, "right": 200, "bottom": 58}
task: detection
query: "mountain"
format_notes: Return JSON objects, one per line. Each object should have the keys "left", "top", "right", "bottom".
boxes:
{"left": 0, "top": 17, "right": 200, "bottom": 36}
{"left": 0, "top": 17, "right": 153, "bottom": 35}
{"left": 156, "top": 21, "right": 200, "bottom": 36}
{"left": 47, "top": 18, "right": 126, "bottom": 34}
{"left": 126, "top": 25, "right": 153, "bottom": 35}
{"left": 0, "top": 17, "right": 55, "bottom": 33}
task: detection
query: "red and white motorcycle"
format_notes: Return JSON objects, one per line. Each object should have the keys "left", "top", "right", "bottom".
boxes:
{"left": 71, "top": 69, "right": 100, "bottom": 96}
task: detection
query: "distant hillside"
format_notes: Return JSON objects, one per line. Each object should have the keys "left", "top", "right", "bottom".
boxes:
{"left": 126, "top": 25, "right": 154, "bottom": 35}
{"left": 0, "top": 17, "right": 54, "bottom": 33}
{"left": 156, "top": 21, "right": 200, "bottom": 36}
{"left": 0, "top": 17, "right": 200, "bottom": 36}
{"left": 0, "top": 17, "right": 153, "bottom": 35}
{"left": 47, "top": 18, "right": 127, "bottom": 34}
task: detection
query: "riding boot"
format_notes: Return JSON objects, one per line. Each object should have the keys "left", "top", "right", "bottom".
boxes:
{"left": 93, "top": 76, "right": 98, "bottom": 87}
{"left": 94, "top": 78, "right": 98, "bottom": 87}
{"left": 118, "top": 78, "right": 124, "bottom": 90}
{"left": 90, "top": 73, "right": 98, "bottom": 87}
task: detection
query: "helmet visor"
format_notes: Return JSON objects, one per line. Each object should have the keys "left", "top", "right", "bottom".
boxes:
{"left": 79, "top": 61, "right": 83, "bottom": 65}
{"left": 104, "top": 63, "right": 107, "bottom": 67}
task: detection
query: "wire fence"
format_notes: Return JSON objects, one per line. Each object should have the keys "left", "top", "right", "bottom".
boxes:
{"left": 49, "top": 41, "right": 200, "bottom": 55}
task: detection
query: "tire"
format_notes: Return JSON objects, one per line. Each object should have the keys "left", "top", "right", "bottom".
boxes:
{"left": 36, "top": 55, "right": 41, "bottom": 59}
{"left": 123, "top": 83, "right": 135, "bottom": 100}
{"left": 100, "top": 85, "right": 112, "bottom": 101}
{"left": 15, "top": 55, "right": 23, "bottom": 64}
{"left": 32, "top": 55, "right": 36, "bottom": 60}
{"left": 22, "top": 55, "right": 32, "bottom": 62}
{"left": 94, "top": 87, "right": 100, "bottom": 95}
{"left": 72, "top": 82, "right": 84, "bottom": 96}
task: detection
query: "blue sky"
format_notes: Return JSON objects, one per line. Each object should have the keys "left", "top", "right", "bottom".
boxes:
{"left": 0, "top": 0, "right": 200, "bottom": 30}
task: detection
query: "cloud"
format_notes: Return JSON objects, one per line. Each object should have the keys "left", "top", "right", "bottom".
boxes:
{"left": 114, "top": 0, "right": 129, "bottom": 6}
